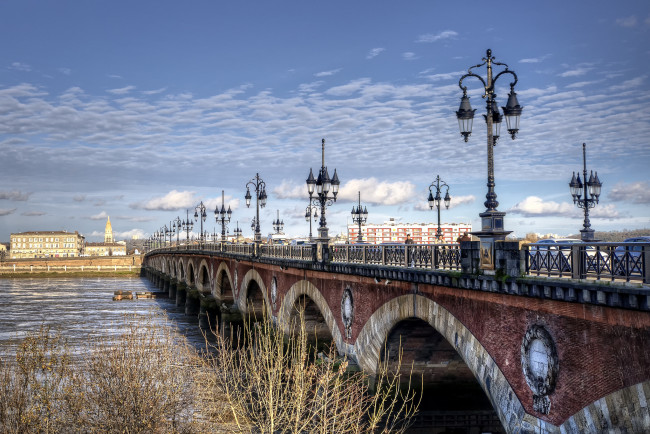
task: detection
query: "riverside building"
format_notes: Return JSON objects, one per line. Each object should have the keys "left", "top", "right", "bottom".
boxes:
{"left": 347, "top": 218, "right": 472, "bottom": 244}
{"left": 10, "top": 231, "right": 85, "bottom": 258}
{"left": 85, "top": 216, "right": 126, "bottom": 256}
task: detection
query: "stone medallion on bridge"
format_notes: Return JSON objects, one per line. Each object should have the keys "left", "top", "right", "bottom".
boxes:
{"left": 521, "top": 324, "right": 559, "bottom": 415}
{"left": 271, "top": 276, "right": 278, "bottom": 310}
{"left": 341, "top": 287, "right": 353, "bottom": 339}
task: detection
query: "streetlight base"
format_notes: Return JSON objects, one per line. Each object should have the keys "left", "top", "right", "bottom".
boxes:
{"left": 470, "top": 210, "right": 512, "bottom": 270}
{"left": 580, "top": 228, "right": 596, "bottom": 242}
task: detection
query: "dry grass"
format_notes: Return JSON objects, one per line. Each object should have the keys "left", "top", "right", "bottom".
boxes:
{"left": 195, "top": 305, "right": 420, "bottom": 433}
{"left": 0, "top": 310, "right": 419, "bottom": 433}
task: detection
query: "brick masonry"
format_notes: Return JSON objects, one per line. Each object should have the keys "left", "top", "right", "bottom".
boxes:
{"left": 145, "top": 251, "right": 650, "bottom": 433}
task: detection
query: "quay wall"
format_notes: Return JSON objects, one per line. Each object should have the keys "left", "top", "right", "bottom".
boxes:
{"left": 0, "top": 255, "right": 142, "bottom": 276}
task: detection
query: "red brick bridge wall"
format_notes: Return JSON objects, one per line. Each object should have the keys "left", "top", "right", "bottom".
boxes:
{"left": 145, "top": 251, "right": 650, "bottom": 433}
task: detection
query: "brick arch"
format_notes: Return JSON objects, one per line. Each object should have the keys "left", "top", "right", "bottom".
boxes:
{"left": 177, "top": 258, "right": 186, "bottom": 281}
{"left": 214, "top": 261, "right": 234, "bottom": 302}
{"left": 186, "top": 261, "right": 195, "bottom": 287}
{"left": 277, "top": 280, "right": 345, "bottom": 355}
{"left": 238, "top": 268, "right": 270, "bottom": 317}
{"left": 196, "top": 259, "right": 211, "bottom": 293}
{"left": 354, "top": 294, "right": 526, "bottom": 433}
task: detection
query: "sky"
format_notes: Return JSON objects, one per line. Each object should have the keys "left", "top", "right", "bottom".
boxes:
{"left": 0, "top": 0, "right": 649, "bottom": 242}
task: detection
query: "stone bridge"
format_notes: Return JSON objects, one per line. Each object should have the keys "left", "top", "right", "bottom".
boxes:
{"left": 143, "top": 246, "right": 650, "bottom": 433}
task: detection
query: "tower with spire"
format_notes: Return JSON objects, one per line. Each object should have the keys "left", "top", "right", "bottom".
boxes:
{"left": 104, "top": 216, "right": 114, "bottom": 243}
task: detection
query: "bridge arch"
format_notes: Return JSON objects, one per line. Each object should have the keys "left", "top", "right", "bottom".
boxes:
{"left": 186, "top": 261, "right": 195, "bottom": 287}
{"left": 196, "top": 259, "right": 211, "bottom": 293}
{"left": 277, "top": 279, "right": 344, "bottom": 354}
{"left": 238, "top": 268, "right": 270, "bottom": 317}
{"left": 354, "top": 294, "right": 524, "bottom": 432}
{"left": 214, "top": 261, "right": 234, "bottom": 303}
{"left": 177, "top": 258, "right": 186, "bottom": 281}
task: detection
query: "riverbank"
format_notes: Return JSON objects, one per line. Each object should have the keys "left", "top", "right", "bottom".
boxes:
{"left": 0, "top": 255, "right": 142, "bottom": 277}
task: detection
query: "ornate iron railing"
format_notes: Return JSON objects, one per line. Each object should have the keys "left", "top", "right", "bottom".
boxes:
{"left": 330, "top": 243, "right": 461, "bottom": 270}
{"left": 524, "top": 242, "right": 648, "bottom": 283}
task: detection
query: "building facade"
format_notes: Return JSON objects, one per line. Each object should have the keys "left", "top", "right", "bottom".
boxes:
{"left": 10, "top": 231, "right": 85, "bottom": 258}
{"left": 347, "top": 218, "right": 472, "bottom": 244}
{"left": 85, "top": 217, "right": 126, "bottom": 256}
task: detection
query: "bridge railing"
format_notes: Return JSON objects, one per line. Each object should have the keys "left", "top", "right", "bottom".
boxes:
{"left": 330, "top": 243, "right": 461, "bottom": 270}
{"left": 260, "top": 244, "right": 314, "bottom": 261}
{"left": 524, "top": 242, "right": 649, "bottom": 283}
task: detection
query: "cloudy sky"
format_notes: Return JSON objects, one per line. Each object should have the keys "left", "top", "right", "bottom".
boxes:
{"left": 1, "top": 0, "right": 649, "bottom": 242}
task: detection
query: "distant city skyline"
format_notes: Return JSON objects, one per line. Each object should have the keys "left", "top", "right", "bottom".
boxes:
{"left": 1, "top": 0, "right": 649, "bottom": 242}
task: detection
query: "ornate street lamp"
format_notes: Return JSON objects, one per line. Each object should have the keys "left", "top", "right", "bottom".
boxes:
{"left": 245, "top": 173, "right": 267, "bottom": 244}
{"left": 306, "top": 138, "right": 340, "bottom": 245}
{"left": 194, "top": 202, "right": 207, "bottom": 248}
{"left": 172, "top": 216, "right": 182, "bottom": 247}
{"left": 456, "top": 48, "right": 522, "bottom": 268}
{"left": 304, "top": 204, "right": 318, "bottom": 241}
{"left": 214, "top": 190, "right": 233, "bottom": 242}
{"left": 182, "top": 209, "right": 194, "bottom": 248}
{"left": 233, "top": 221, "right": 243, "bottom": 242}
{"left": 427, "top": 175, "right": 451, "bottom": 242}
{"left": 569, "top": 143, "right": 602, "bottom": 241}
{"left": 350, "top": 191, "right": 368, "bottom": 243}
{"left": 272, "top": 210, "right": 284, "bottom": 234}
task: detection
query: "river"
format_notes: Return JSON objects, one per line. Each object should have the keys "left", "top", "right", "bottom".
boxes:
{"left": 0, "top": 276, "right": 207, "bottom": 359}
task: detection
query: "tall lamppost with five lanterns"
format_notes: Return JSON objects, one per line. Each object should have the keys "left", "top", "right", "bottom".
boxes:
{"left": 569, "top": 143, "right": 602, "bottom": 241}
{"left": 456, "top": 48, "right": 522, "bottom": 269}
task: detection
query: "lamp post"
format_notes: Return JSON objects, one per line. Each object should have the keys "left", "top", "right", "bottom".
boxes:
{"left": 306, "top": 138, "right": 340, "bottom": 245}
{"left": 214, "top": 190, "right": 233, "bottom": 242}
{"left": 569, "top": 143, "right": 602, "bottom": 241}
{"left": 194, "top": 202, "right": 207, "bottom": 249}
{"left": 304, "top": 204, "right": 318, "bottom": 241}
{"left": 245, "top": 173, "right": 267, "bottom": 244}
{"left": 456, "top": 48, "right": 522, "bottom": 269}
{"left": 182, "top": 209, "right": 194, "bottom": 248}
{"left": 172, "top": 216, "right": 182, "bottom": 247}
{"left": 233, "top": 221, "right": 243, "bottom": 242}
{"left": 272, "top": 210, "right": 284, "bottom": 234}
{"left": 350, "top": 191, "right": 368, "bottom": 243}
{"left": 427, "top": 175, "right": 451, "bottom": 242}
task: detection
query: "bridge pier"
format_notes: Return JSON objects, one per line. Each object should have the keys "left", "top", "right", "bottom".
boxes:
{"left": 199, "top": 296, "right": 218, "bottom": 330}
{"left": 185, "top": 289, "right": 200, "bottom": 316}
{"left": 168, "top": 279, "right": 177, "bottom": 299}
{"left": 175, "top": 283, "right": 187, "bottom": 307}
{"left": 161, "top": 276, "right": 170, "bottom": 292}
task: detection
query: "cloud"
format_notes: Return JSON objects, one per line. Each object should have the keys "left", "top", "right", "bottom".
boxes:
{"left": 132, "top": 190, "right": 197, "bottom": 211}
{"left": 508, "top": 196, "right": 576, "bottom": 217}
{"left": 608, "top": 181, "right": 650, "bottom": 204}
{"left": 0, "top": 190, "right": 32, "bottom": 201}
{"left": 21, "top": 211, "right": 46, "bottom": 216}
{"left": 8, "top": 62, "right": 31, "bottom": 72}
{"left": 89, "top": 211, "right": 109, "bottom": 220}
{"left": 273, "top": 180, "right": 306, "bottom": 200}
{"left": 314, "top": 69, "right": 341, "bottom": 77}
{"left": 337, "top": 178, "right": 416, "bottom": 205}
{"left": 615, "top": 16, "right": 637, "bottom": 27}
{"left": 414, "top": 194, "right": 475, "bottom": 211}
{"left": 416, "top": 30, "right": 458, "bottom": 43}
{"left": 115, "top": 229, "right": 146, "bottom": 239}
{"left": 107, "top": 85, "right": 136, "bottom": 95}
{"left": 366, "top": 48, "right": 384, "bottom": 59}
{"left": 559, "top": 66, "right": 592, "bottom": 77}
{"left": 589, "top": 204, "right": 621, "bottom": 219}
{"left": 402, "top": 52, "right": 418, "bottom": 61}
{"left": 58, "top": 67, "right": 71, "bottom": 75}
{"left": 519, "top": 54, "right": 551, "bottom": 64}
{"left": 73, "top": 195, "right": 86, "bottom": 202}
{"left": 0, "top": 208, "right": 17, "bottom": 216}
{"left": 141, "top": 87, "right": 167, "bottom": 95}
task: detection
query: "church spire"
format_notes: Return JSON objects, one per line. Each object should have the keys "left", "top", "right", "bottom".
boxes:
{"left": 104, "top": 216, "right": 113, "bottom": 243}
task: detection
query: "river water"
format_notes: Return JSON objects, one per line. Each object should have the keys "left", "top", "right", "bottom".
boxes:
{"left": 0, "top": 276, "right": 207, "bottom": 359}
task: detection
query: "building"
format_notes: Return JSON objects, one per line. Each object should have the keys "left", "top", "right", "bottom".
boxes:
{"left": 10, "top": 231, "right": 85, "bottom": 258}
{"left": 347, "top": 218, "right": 472, "bottom": 244}
{"left": 85, "top": 217, "right": 126, "bottom": 256}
